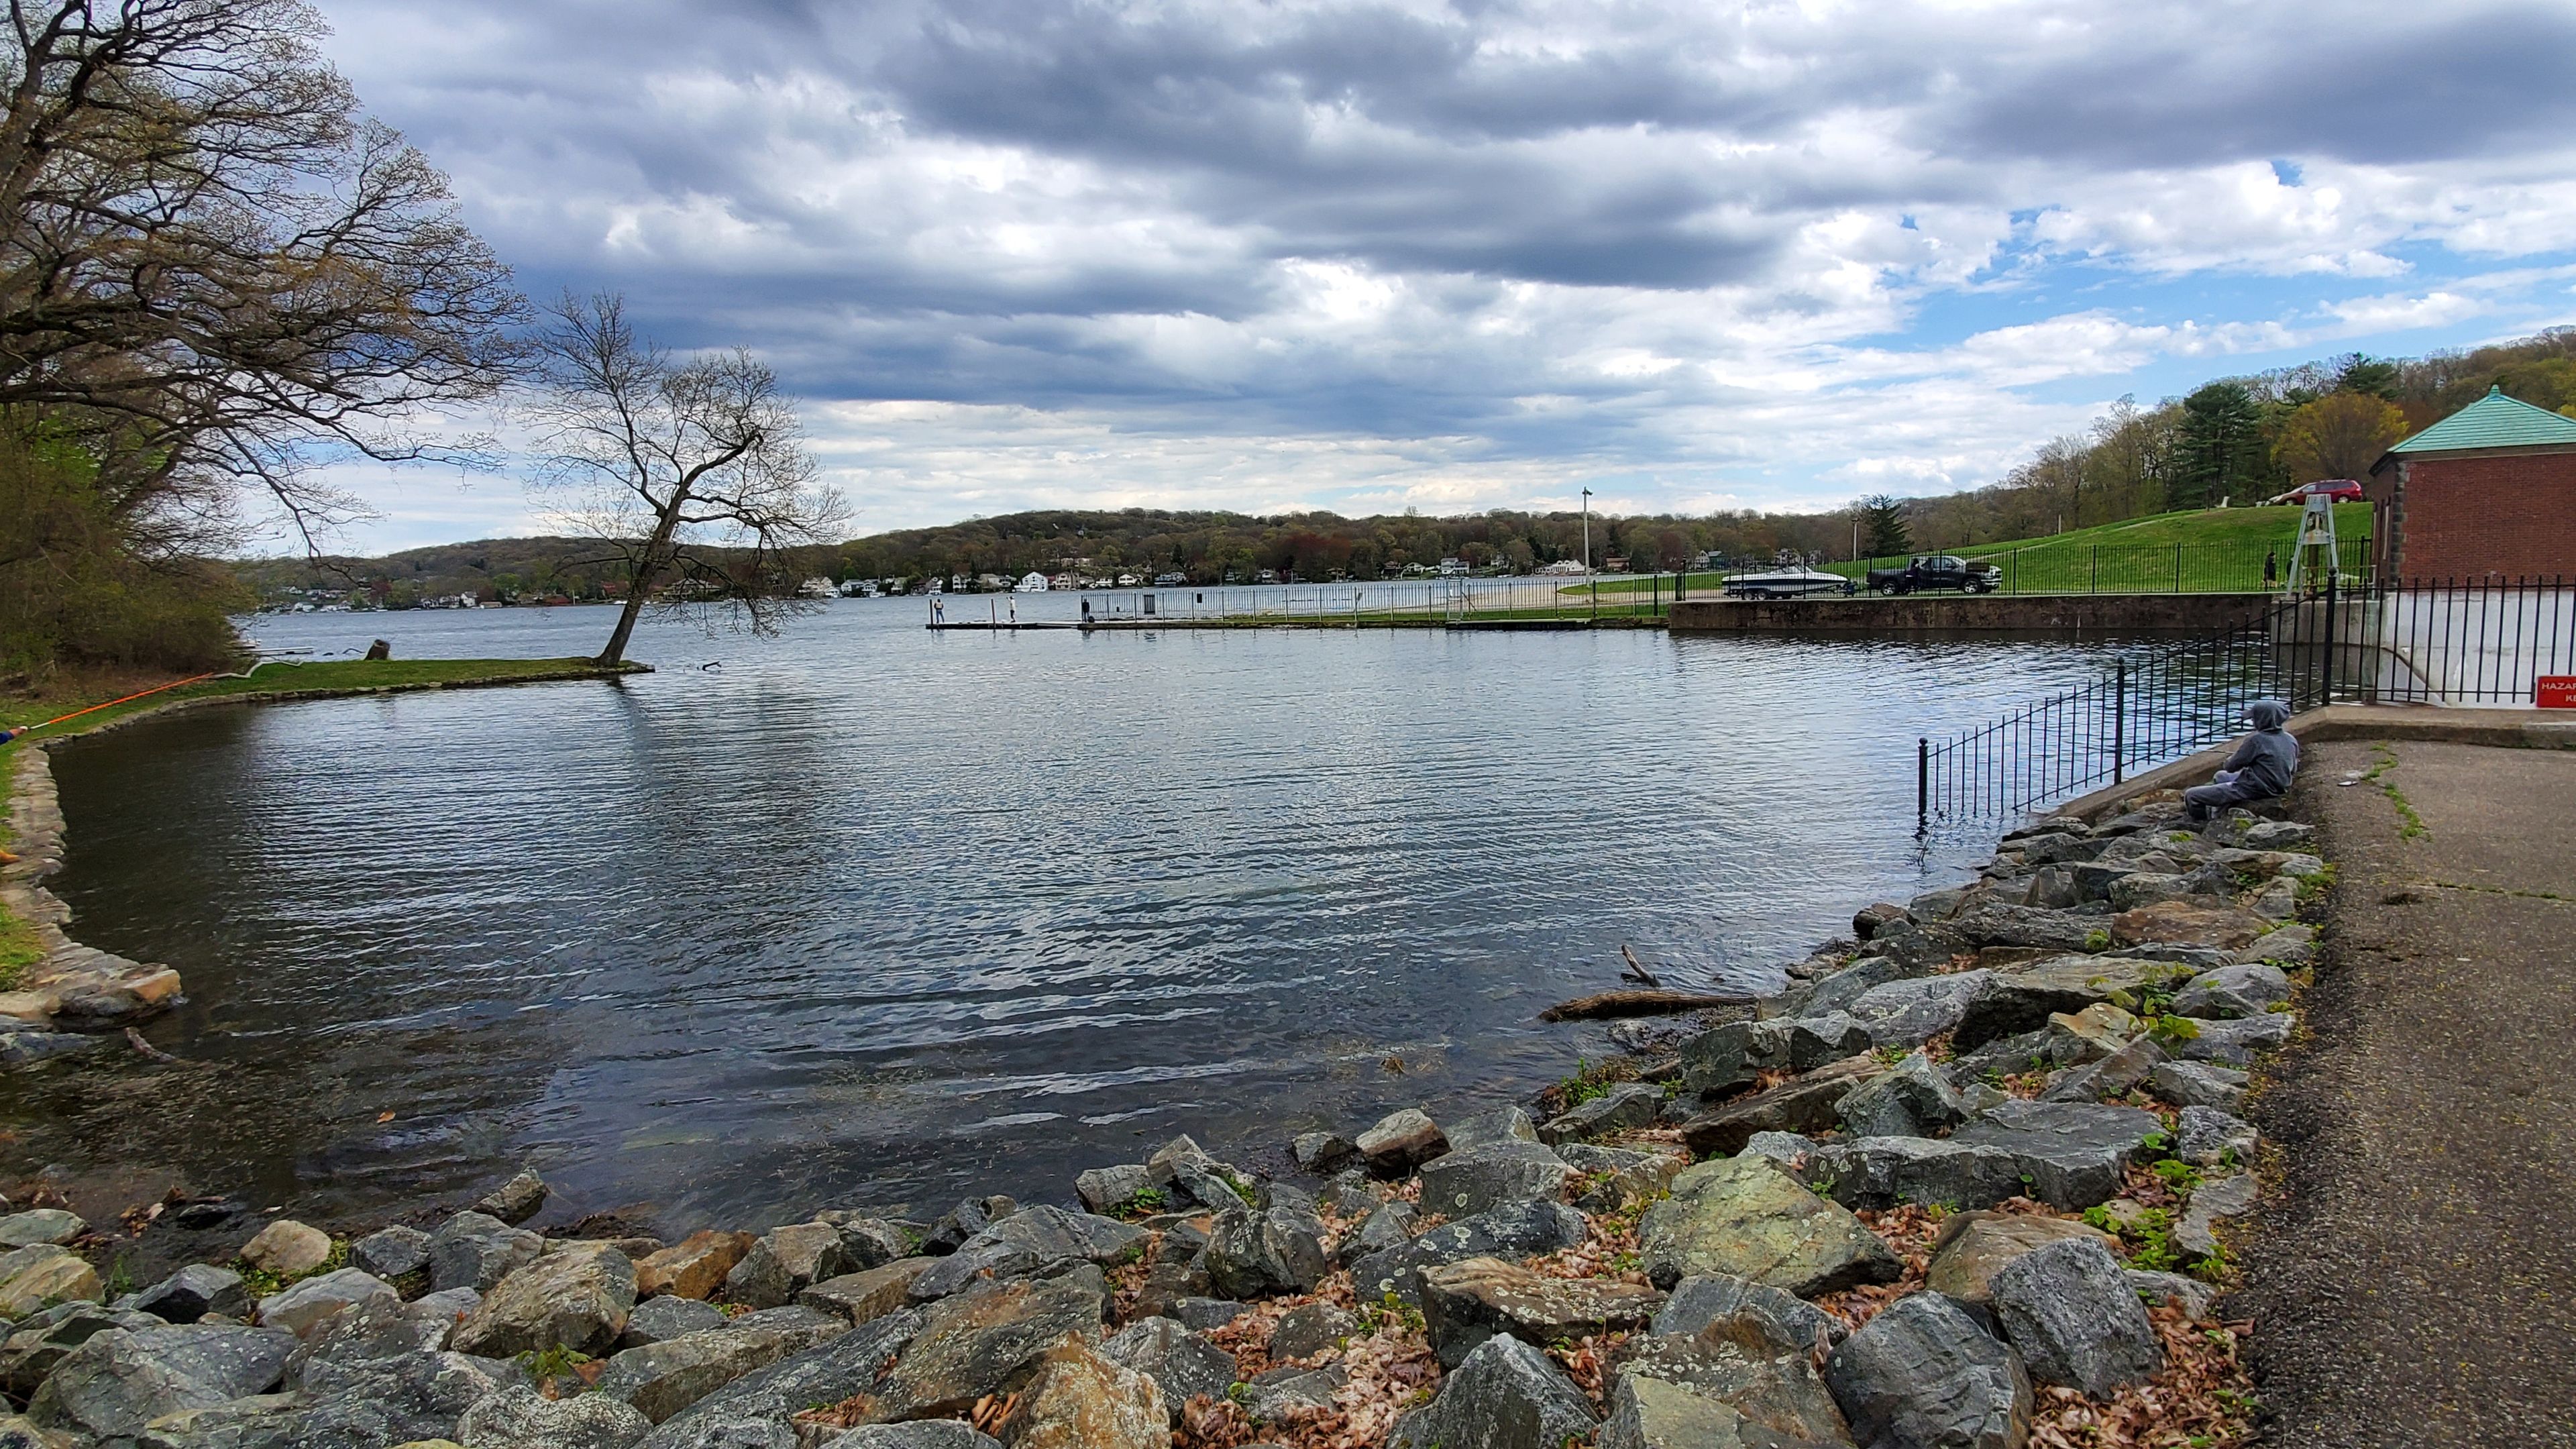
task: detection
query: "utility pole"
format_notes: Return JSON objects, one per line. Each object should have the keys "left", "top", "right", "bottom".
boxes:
{"left": 1582, "top": 488, "right": 1595, "bottom": 621}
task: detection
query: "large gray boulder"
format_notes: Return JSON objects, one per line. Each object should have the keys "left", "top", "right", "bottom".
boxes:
{"left": 1639, "top": 1157, "right": 1902, "bottom": 1295}
{"left": 1611, "top": 1332, "right": 1851, "bottom": 1446}
{"left": 723, "top": 1223, "right": 853, "bottom": 1310}
{"left": 1654, "top": 1274, "right": 1843, "bottom": 1354}
{"left": 1791, "top": 1136, "right": 2026, "bottom": 1213}
{"left": 457, "top": 1385, "right": 651, "bottom": 1449}
{"left": 637, "top": 1307, "right": 924, "bottom": 1449}
{"left": 449, "top": 1243, "right": 635, "bottom": 1358}
{"left": 0, "top": 1305, "right": 164, "bottom": 1399}
{"left": 1356, "top": 1109, "right": 1448, "bottom": 1174}
{"left": 1679, "top": 1057, "right": 1877, "bottom": 1157}
{"left": 350, "top": 1226, "right": 433, "bottom": 1282}
{"left": 2176, "top": 1011, "right": 2294, "bottom": 1067}
{"left": 1823, "top": 1292, "right": 2031, "bottom": 1449}
{"left": 1100, "top": 1316, "right": 1236, "bottom": 1424}
{"left": 1948, "top": 902, "right": 2111, "bottom": 953}
{"left": 905, "top": 1207, "right": 1146, "bottom": 1302}
{"left": 1418, "top": 1256, "right": 1663, "bottom": 1366}
{"left": 1560, "top": 1142, "right": 1688, "bottom": 1214}
{"left": 427, "top": 1211, "right": 543, "bottom": 1293}
{"left": 1348, "top": 1198, "right": 1587, "bottom": 1306}
{"left": 1538, "top": 1085, "right": 1661, "bottom": 1144}
{"left": 1952, "top": 957, "right": 2157, "bottom": 1050}
{"left": 1201, "top": 1205, "right": 1328, "bottom": 1299}
{"left": 824, "top": 1426, "right": 1003, "bottom": 1448}
{"left": 2041, "top": 1035, "right": 2167, "bottom": 1104}
{"left": 1290, "top": 1130, "right": 1358, "bottom": 1175}
{"left": 2174, "top": 1173, "right": 2257, "bottom": 1260}
{"left": 2171, "top": 963, "right": 2292, "bottom": 1020}
{"left": 2177, "top": 1106, "right": 2259, "bottom": 1166}
{"left": 1990, "top": 1236, "right": 2163, "bottom": 1397}
{"left": 474, "top": 1168, "right": 550, "bottom": 1227}
{"left": 1833, "top": 1051, "right": 1969, "bottom": 1139}
{"left": 29, "top": 1324, "right": 299, "bottom": 1445}
{"left": 1416, "top": 1140, "right": 1573, "bottom": 1220}
{"left": 1923, "top": 1212, "right": 2118, "bottom": 1306}
{"left": 1073, "top": 1164, "right": 1152, "bottom": 1216}
{"left": 256, "top": 1268, "right": 401, "bottom": 1339}
{"left": 1599, "top": 1372, "right": 1839, "bottom": 1449}
{"left": 621, "top": 1293, "right": 731, "bottom": 1348}
{"left": 598, "top": 1313, "right": 845, "bottom": 1424}
{"left": 861, "top": 1271, "right": 1108, "bottom": 1424}
{"left": 1801, "top": 955, "right": 1922, "bottom": 1018}
{"left": 1845, "top": 971, "right": 1990, "bottom": 1046}
{"left": 1680, "top": 1016, "right": 1873, "bottom": 1097}
{"left": 247, "top": 1295, "right": 511, "bottom": 1446}
{"left": 132, "top": 1265, "right": 250, "bottom": 1326}
{"left": 802, "top": 1260, "right": 935, "bottom": 1329}
{"left": 2149, "top": 1060, "right": 2248, "bottom": 1111}
{"left": 1387, "top": 1333, "right": 1598, "bottom": 1449}
{"left": 1951, "top": 1101, "right": 2161, "bottom": 1209}
{"left": 1442, "top": 1104, "right": 1542, "bottom": 1153}
{"left": 1334, "top": 1198, "right": 1417, "bottom": 1266}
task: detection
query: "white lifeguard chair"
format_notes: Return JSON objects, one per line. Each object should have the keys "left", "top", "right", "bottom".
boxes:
{"left": 2269, "top": 481, "right": 2353, "bottom": 596}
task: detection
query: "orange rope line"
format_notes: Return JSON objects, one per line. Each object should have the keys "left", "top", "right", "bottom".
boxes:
{"left": 25, "top": 672, "right": 221, "bottom": 733}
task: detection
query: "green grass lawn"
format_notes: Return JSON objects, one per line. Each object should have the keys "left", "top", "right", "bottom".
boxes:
{"left": 1578, "top": 503, "right": 2375, "bottom": 596}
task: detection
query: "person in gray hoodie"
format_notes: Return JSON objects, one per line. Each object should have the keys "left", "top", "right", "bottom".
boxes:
{"left": 2184, "top": 700, "right": 2298, "bottom": 822}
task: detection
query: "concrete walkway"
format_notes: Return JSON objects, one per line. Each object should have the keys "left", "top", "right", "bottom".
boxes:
{"left": 2238, "top": 739, "right": 2576, "bottom": 1447}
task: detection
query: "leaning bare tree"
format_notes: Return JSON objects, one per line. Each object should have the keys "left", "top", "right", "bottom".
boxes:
{"left": 0, "top": 0, "right": 525, "bottom": 556}
{"left": 529, "top": 292, "right": 848, "bottom": 667}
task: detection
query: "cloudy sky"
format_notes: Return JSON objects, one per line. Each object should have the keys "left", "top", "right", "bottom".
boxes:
{"left": 314, "top": 0, "right": 2576, "bottom": 549}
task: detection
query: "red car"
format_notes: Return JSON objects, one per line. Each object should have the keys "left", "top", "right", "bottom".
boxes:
{"left": 2274, "top": 478, "right": 2363, "bottom": 504}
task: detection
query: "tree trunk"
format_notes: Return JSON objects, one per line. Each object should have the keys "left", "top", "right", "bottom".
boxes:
{"left": 594, "top": 497, "right": 690, "bottom": 666}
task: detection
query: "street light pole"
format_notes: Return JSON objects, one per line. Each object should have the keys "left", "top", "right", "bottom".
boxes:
{"left": 1582, "top": 488, "right": 1595, "bottom": 621}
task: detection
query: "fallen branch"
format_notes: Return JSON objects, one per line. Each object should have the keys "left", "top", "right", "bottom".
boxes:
{"left": 1618, "top": 945, "right": 1662, "bottom": 988}
{"left": 124, "top": 1028, "right": 182, "bottom": 1064}
{"left": 1539, "top": 989, "right": 1748, "bottom": 1022}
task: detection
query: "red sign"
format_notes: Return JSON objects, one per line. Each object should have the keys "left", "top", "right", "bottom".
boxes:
{"left": 2540, "top": 676, "right": 2576, "bottom": 708}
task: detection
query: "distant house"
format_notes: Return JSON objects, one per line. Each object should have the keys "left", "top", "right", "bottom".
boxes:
{"left": 1537, "top": 559, "right": 1588, "bottom": 576}
{"left": 2368, "top": 385, "right": 2576, "bottom": 580}
{"left": 1154, "top": 571, "right": 1187, "bottom": 586}
{"left": 1016, "top": 572, "right": 1049, "bottom": 592}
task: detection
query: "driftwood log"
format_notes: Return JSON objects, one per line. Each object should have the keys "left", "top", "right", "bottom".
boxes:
{"left": 1538, "top": 989, "right": 1750, "bottom": 1022}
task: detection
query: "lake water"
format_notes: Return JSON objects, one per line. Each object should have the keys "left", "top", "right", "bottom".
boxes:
{"left": 19, "top": 602, "right": 2114, "bottom": 1232}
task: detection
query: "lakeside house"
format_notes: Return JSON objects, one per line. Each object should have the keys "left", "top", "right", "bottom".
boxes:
{"left": 1016, "top": 572, "right": 1049, "bottom": 592}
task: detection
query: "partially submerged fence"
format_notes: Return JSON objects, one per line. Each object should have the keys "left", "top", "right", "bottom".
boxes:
{"left": 1917, "top": 577, "right": 2576, "bottom": 827}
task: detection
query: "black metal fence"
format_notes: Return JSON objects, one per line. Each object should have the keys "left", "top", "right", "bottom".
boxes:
{"left": 1918, "top": 577, "right": 2576, "bottom": 827}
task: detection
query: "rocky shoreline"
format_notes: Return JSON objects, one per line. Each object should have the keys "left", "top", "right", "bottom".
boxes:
{"left": 0, "top": 777, "right": 2316, "bottom": 1449}
{"left": 0, "top": 749, "right": 184, "bottom": 1055}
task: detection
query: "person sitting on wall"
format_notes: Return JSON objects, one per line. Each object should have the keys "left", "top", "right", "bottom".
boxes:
{"left": 2184, "top": 700, "right": 2298, "bottom": 823}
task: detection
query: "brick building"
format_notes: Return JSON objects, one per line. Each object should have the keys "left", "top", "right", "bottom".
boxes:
{"left": 2367, "top": 386, "right": 2576, "bottom": 580}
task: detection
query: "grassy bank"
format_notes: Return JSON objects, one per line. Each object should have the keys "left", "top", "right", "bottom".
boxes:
{"left": 1574, "top": 502, "right": 2375, "bottom": 596}
{"left": 1, "top": 656, "right": 645, "bottom": 752}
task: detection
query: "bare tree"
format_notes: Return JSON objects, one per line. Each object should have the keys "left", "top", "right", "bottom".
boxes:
{"left": 529, "top": 292, "right": 847, "bottom": 667}
{"left": 0, "top": 0, "right": 525, "bottom": 553}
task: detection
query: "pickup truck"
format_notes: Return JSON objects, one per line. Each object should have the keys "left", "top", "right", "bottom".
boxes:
{"left": 1866, "top": 554, "right": 2003, "bottom": 594}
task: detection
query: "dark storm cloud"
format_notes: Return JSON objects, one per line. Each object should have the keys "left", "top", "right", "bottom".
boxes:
{"left": 1934, "top": 4, "right": 2576, "bottom": 170}
{"left": 315, "top": 0, "right": 2576, "bottom": 504}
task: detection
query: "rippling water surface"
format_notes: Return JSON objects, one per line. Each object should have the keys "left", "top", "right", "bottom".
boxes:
{"left": 19, "top": 603, "right": 2114, "bottom": 1230}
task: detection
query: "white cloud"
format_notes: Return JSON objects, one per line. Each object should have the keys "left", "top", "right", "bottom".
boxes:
{"left": 288, "top": 0, "right": 2576, "bottom": 545}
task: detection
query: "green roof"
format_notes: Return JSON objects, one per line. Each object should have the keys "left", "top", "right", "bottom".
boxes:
{"left": 2388, "top": 384, "right": 2576, "bottom": 455}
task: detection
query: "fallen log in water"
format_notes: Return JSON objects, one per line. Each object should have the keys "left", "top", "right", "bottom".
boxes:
{"left": 1538, "top": 989, "right": 1750, "bottom": 1022}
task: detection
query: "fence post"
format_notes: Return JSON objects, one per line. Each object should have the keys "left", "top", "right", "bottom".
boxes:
{"left": 1917, "top": 737, "right": 1929, "bottom": 835}
{"left": 2112, "top": 661, "right": 2126, "bottom": 784}
{"left": 2174, "top": 542, "right": 2182, "bottom": 594}
{"left": 2322, "top": 571, "right": 2339, "bottom": 702}
{"left": 2091, "top": 546, "right": 2098, "bottom": 594}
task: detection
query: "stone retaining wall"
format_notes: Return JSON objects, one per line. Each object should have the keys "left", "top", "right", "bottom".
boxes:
{"left": 1668, "top": 592, "right": 2272, "bottom": 635}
